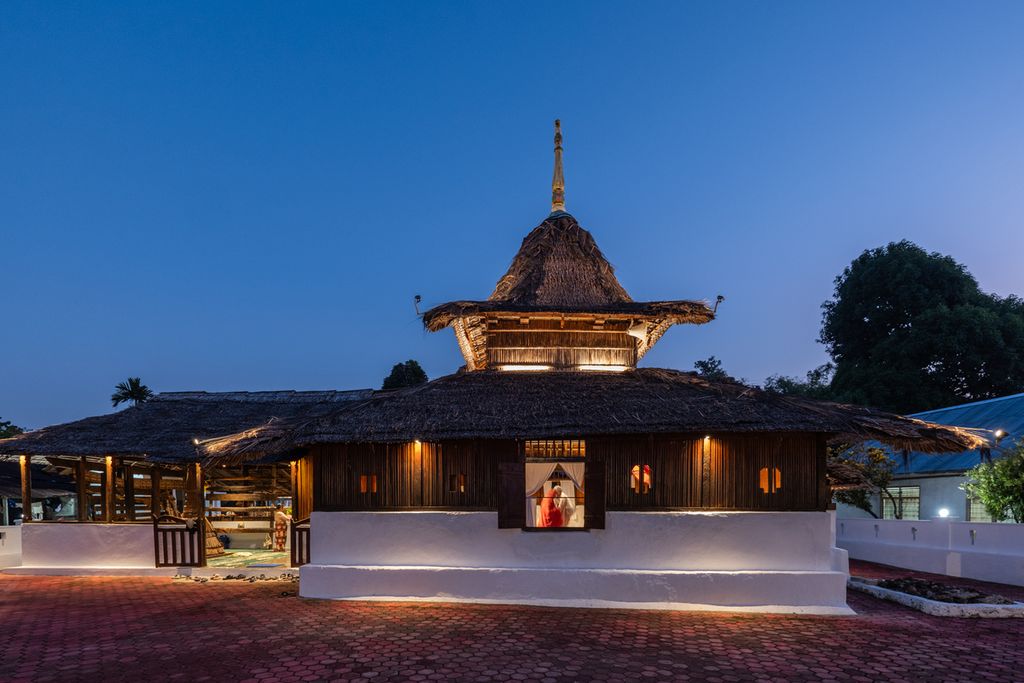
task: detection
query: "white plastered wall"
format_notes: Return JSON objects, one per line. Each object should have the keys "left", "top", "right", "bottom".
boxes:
{"left": 302, "top": 510, "right": 850, "bottom": 612}
{"left": 837, "top": 517, "right": 1024, "bottom": 587}
{"left": 0, "top": 525, "right": 22, "bottom": 568}
{"left": 18, "top": 523, "right": 153, "bottom": 569}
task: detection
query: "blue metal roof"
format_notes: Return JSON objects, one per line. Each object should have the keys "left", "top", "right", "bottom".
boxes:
{"left": 894, "top": 393, "right": 1024, "bottom": 474}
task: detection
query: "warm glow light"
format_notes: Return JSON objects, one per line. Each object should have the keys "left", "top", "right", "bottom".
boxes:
{"left": 578, "top": 365, "right": 629, "bottom": 372}
{"left": 414, "top": 439, "right": 422, "bottom": 446}
{"left": 703, "top": 435, "right": 711, "bottom": 441}
{"left": 498, "top": 365, "right": 552, "bottom": 372}
{"left": 995, "top": 429, "right": 1007, "bottom": 439}
{"left": 938, "top": 508, "right": 950, "bottom": 518}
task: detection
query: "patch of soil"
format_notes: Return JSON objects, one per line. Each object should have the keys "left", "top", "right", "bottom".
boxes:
{"left": 878, "top": 578, "right": 1015, "bottom": 605}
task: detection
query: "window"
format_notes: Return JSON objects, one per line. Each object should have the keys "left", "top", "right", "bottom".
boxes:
{"left": 525, "top": 440, "right": 586, "bottom": 458}
{"left": 359, "top": 474, "right": 378, "bottom": 494}
{"left": 967, "top": 497, "right": 993, "bottom": 523}
{"left": 448, "top": 473, "right": 466, "bottom": 493}
{"left": 759, "top": 467, "right": 782, "bottom": 494}
{"left": 882, "top": 486, "right": 920, "bottom": 520}
{"left": 525, "top": 440, "right": 585, "bottom": 528}
{"left": 630, "top": 464, "right": 652, "bottom": 494}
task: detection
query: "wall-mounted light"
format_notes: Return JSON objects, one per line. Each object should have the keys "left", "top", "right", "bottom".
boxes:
{"left": 938, "top": 508, "right": 950, "bottom": 518}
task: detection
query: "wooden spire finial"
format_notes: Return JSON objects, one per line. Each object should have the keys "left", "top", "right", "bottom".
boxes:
{"left": 551, "top": 119, "right": 565, "bottom": 213}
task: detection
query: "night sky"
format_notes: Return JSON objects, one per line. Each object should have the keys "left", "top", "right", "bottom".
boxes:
{"left": 3, "top": 2, "right": 1024, "bottom": 428}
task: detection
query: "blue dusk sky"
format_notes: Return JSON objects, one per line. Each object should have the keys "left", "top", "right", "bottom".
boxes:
{"left": 3, "top": 2, "right": 1024, "bottom": 428}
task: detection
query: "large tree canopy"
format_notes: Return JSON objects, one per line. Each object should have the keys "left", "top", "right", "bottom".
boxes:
{"left": 382, "top": 360, "right": 428, "bottom": 390}
{"left": 820, "top": 240, "right": 1024, "bottom": 414}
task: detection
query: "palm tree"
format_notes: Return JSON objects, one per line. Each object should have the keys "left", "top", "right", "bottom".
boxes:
{"left": 111, "top": 377, "right": 154, "bottom": 408}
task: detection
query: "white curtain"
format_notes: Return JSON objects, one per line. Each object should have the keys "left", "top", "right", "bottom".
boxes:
{"left": 525, "top": 462, "right": 559, "bottom": 495}
{"left": 559, "top": 461, "right": 585, "bottom": 491}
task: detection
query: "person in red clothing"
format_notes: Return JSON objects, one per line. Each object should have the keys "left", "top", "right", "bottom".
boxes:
{"left": 539, "top": 485, "right": 564, "bottom": 527}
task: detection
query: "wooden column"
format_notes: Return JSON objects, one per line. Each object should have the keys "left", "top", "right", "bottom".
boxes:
{"left": 124, "top": 461, "right": 136, "bottom": 521}
{"left": 76, "top": 457, "right": 89, "bottom": 521}
{"left": 290, "top": 460, "right": 298, "bottom": 515}
{"left": 195, "top": 463, "right": 206, "bottom": 566}
{"left": 19, "top": 455, "right": 32, "bottom": 523}
{"left": 150, "top": 466, "right": 162, "bottom": 519}
{"left": 103, "top": 456, "right": 114, "bottom": 522}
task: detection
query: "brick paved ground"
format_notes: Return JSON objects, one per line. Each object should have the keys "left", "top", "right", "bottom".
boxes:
{"left": 2, "top": 574, "right": 1022, "bottom": 683}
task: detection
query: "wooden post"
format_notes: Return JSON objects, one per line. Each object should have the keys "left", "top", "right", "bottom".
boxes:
{"left": 290, "top": 460, "right": 298, "bottom": 515}
{"left": 19, "top": 455, "right": 32, "bottom": 522}
{"left": 76, "top": 457, "right": 89, "bottom": 521}
{"left": 195, "top": 463, "right": 206, "bottom": 566}
{"left": 104, "top": 456, "right": 114, "bottom": 523}
{"left": 150, "top": 466, "right": 162, "bottom": 520}
{"left": 124, "top": 461, "right": 136, "bottom": 521}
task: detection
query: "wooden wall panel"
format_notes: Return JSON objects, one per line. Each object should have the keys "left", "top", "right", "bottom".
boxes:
{"left": 311, "top": 440, "right": 514, "bottom": 511}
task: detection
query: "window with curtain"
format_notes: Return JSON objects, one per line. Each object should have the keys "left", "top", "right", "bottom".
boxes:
{"left": 758, "top": 466, "right": 781, "bottom": 494}
{"left": 525, "top": 440, "right": 585, "bottom": 528}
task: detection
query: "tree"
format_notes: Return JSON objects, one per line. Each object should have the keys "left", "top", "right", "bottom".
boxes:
{"left": 111, "top": 377, "right": 154, "bottom": 408}
{"left": 693, "top": 356, "right": 730, "bottom": 382}
{"left": 828, "top": 445, "right": 897, "bottom": 518}
{"left": 820, "top": 240, "right": 1024, "bottom": 413}
{"left": 382, "top": 360, "right": 428, "bottom": 390}
{"left": 764, "top": 363, "right": 835, "bottom": 400}
{"left": 0, "top": 418, "right": 23, "bottom": 439}
{"left": 962, "top": 442, "right": 1024, "bottom": 523}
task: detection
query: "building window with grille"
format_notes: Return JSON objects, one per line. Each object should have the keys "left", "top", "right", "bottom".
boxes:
{"left": 525, "top": 440, "right": 585, "bottom": 528}
{"left": 881, "top": 486, "right": 920, "bottom": 520}
{"left": 966, "top": 497, "right": 993, "bottom": 523}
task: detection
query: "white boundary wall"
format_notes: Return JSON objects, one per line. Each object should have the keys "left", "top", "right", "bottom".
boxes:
{"left": 837, "top": 517, "right": 1024, "bottom": 587}
{"left": 17, "top": 523, "right": 154, "bottom": 569}
{"left": 0, "top": 525, "right": 22, "bottom": 568}
{"left": 302, "top": 510, "right": 850, "bottom": 613}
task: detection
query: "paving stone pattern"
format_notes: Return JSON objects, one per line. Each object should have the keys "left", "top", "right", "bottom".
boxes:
{"left": 1, "top": 573, "right": 1022, "bottom": 682}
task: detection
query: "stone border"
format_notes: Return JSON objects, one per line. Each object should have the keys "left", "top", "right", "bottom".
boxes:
{"left": 849, "top": 577, "right": 1024, "bottom": 618}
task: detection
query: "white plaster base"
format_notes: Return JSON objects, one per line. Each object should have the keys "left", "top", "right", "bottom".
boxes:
{"left": 4, "top": 566, "right": 179, "bottom": 577}
{"left": 0, "top": 525, "right": 22, "bottom": 569}
{"left": 20, "top": 523, "right": 154, "bottom": 569}
{"left": 299, "top": 564, "right": 853, "bottom": 615}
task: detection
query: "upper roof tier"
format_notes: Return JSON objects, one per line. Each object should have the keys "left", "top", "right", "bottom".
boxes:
{"left": 422, "top": 122, "right": 715, "bottom": 371}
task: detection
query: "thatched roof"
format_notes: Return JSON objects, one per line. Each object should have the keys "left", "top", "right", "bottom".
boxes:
{"left": 198, "top": 368, "right": 990, "bottom": 463}
{"left": 423, "top": 212, "right": 714, "bottom": 331}
{"left": 0, "top": 389, "right": 372, "bottom": 463}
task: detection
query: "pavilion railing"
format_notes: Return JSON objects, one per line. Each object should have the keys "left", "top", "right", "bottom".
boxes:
{"left": 153, "top": 514, "right": 205, "bottom": 567}
{"left": 290, "top": 517, "right": 311, "bottom": 567}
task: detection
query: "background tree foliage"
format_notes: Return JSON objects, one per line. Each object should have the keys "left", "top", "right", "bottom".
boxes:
{"left": 0, "top": 418, "right": 23, "bottom": 439}
{"left": 828, "top": 445, "right": 897, "bottom": 519}
{"left": 962, "top": 442, "right": 1024, "bottom": 523}
{"left": 382, "top": 360, "right": 428, "bottom": 390}
{"left": 693, "top": 356, "right": 730, "bottom": 381}
{"left": 820, "top": 240, "right": 1024, "bottom": 413}
{"left": 111, "top": 377, "right": 154, "bottom": 408}
{"left": 764, "top": 363, "right": 835, "bottom": 400}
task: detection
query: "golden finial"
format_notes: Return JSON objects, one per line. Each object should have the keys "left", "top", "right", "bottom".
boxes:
{"left": 551, "top": 119, "right": 565, "bottom": 213}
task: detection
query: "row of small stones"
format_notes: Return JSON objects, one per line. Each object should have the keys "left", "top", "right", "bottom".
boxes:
{"left": 173, "top": 573, "right": 300, "bottom": 583}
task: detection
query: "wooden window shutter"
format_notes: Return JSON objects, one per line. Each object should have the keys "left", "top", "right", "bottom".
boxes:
{"left": 584, "top": 458, "right": 606, "bottom": 529}
{"left": 497, "top": 461, "right": 526, "bottom": 528}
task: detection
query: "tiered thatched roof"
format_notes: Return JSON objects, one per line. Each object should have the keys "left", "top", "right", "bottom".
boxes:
{"left": 423, "top": 212, "right": 714, "bottom": 368}
{"left": 0, "top": 390, "right": 372, "bottom": 462}
{"left": 198, "top": 369, "right": 990, "bottom": 463}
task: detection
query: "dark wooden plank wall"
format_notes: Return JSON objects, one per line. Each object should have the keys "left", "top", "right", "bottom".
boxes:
{"left": 293, "top": 455, "right": 314, "bottom": 519}
{"left": 311, "top": 433, "right": 826, "bottom": 513}
{"left": 312, "top": 441, "right": 516, "bottom": 511}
